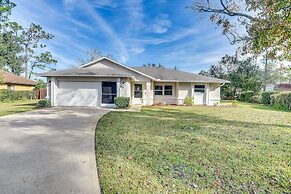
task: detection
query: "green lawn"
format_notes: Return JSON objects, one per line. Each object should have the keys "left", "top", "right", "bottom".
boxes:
{"left": 96, "top": 102, "right": 291, "bottom": 193}
{"left": 0, "top": 100, "right": 38, "bottom": 116}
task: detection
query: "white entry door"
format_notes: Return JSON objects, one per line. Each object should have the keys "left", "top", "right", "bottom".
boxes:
{"left": 57, "top": 82, "right": 100, "bottom": 106}
{"left": 194, "top": 85, "right": 206, "bottom": 105}
{"left": 132, "top": 83, "right": 143, "bottom": 104}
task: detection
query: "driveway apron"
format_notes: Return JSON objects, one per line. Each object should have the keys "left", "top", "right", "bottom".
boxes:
{"left": 0, "top": 107, "right": 109, "bottom": 194}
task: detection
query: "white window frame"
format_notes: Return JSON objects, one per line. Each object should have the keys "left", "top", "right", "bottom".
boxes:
{"left": 154, "top": 85, "right": 163, "bottom": 95}
{"left": 154, "top": 84, "right": 174, "bottom": 96}
{"left": 164, "top": 85, "right": 173, "bottom": 96}
{"left": 194, "top": 85, "right": 206, "bottom": 93}
{"left": 7, "top": 85, "right": 14, "bottom": 91}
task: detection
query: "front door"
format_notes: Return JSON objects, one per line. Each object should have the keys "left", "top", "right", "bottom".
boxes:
{"left": 133, "top": 84, "right": 143, "bottom": 104}
{"left": 102, "top": 82, "right": 117, "bottom": 104}
{"left": 194, "top": 85, "right": 206, "bottom": 105}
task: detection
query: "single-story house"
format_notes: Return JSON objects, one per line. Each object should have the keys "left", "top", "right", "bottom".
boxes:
{"left": 40, "top": 57, "right": 229, "bottom": 107}
{"left": 0, "top": 70, "right": 37, "bottom": 91}
{"left": 274, "top": 84, "right": 291, "bottom": 92}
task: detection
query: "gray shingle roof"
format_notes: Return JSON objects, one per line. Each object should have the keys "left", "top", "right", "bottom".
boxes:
{"left": 132, "top": 67, "right": 229, "bottom": 83}
{"left": 39, "top": 67, "right": 133, "bottom": 77}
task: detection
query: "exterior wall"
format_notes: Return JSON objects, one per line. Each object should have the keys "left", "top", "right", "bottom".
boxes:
{"left": 0, "top": 83, "right": 34, "bottom": 91}
{"left": 49, "top": 76, "right": 133, "bottom": 107}
{"left": 120, "top": 77, "right": 131, "bottom": 98}
{"left": 0, "top": 84, "right": 6, "bottom": 89}
{"left": 177, "top": 82, "right": 191, "bottom": 105}
{"left": 14, "top": 85, "right": 35, "bottom": 91}
{"left": 88, "top": 59, "right": 151, "bottom": 81}
{"left": 208, "top": 83, "right": 221, "bottom": 106}
{"left": 153, "top": 82, "right": 177, "bottom": 105}
{"left": 47, "top": 75, "right": 222, "bottom": 107}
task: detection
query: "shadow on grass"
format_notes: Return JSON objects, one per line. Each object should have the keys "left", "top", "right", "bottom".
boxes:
{"left": 13, "top": 103, "right": 37, "bottom": 107}
{"left": 250, "top": 104, "right": 290, "bottom": 113}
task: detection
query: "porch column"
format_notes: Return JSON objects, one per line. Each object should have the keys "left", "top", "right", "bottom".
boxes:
{"left": 117, "top": 78, "right": 121, "bottom": 97}
{"left": 176, "top": 82, "right": 179, "bottom": 104}
{"left": 46, "top": 77, "right": 50, "bottom": 100}
{"left": 50, "top": 77, "right": 57, "bottom": 106}
{"left": 206, "top": 83, "right": 209, "bottom": 105}
{"left": 146, "top": 81, "right": 152, "bottom": 105}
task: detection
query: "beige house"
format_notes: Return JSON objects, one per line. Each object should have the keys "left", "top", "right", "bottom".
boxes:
{"left": 40, "top": 57, "right": 229, "bottom": 107}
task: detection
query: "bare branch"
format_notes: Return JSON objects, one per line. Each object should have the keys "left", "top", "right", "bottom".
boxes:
{"left": 193, "top": 2, "right": 254, "bottom": 20}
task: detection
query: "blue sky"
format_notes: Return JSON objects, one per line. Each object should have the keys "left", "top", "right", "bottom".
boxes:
{"left": 11, "top": 0, "right": 237, "bottom": 73}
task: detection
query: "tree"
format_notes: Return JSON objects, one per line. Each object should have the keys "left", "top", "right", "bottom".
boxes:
{"left": 20, "top": 23, "right": 55, "bottom": 78}
{"left": 34, "top": 79, "right": 46, "bottom": 89}
{"left": 0, "top": 22, "right": 23, "bottom": 74}
{"left": 200, "top": 54, "right": 263, "bottom": 99}
{"left": 143, "top": 63, "right": 164, "bottom": 68}
{"left": 77, "top": 49, "right": 112, "bottom": 65}
{"left": 28, "top": 51, "right": 57, "bottom": 79}
{"left": 0, "top": 1, "right": 57, "bottom": 78}
{"left": 191, "top": 0, "right": 291, "bottom": 61}
{"left": 0, "top": 0, "right": 15, "bottom": 23}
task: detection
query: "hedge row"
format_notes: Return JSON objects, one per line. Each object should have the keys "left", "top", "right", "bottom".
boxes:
{"left": 239, "top": 91, "right": 279, "bottom": 104}
{"left": 0, "top": 89, "right": 36, "bottom": 102}
{"left": 239, "top": 91, "right": 255, "bottom": 102}
{"left": 270, "top": 92, "right": 291, "bottom": 111}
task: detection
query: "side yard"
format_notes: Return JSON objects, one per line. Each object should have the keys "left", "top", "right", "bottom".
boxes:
{"left": 0, "top": 100, "right": 38, "bottom": 116}
{"left": 95, "top": 102, "right": 291, "bottom": 193}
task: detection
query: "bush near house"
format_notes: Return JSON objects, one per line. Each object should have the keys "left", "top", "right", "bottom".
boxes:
{"left": 114, "top": 97, "right": 130, "bottom": 108}
{"left": 270, "top": 92, "right": 291, "bottom": 111}
{"left": 239, "top": 91, "right": 254, "bottom": 102}
{"left": 37, "top": 99, "right": 51, "bottom": 108}
{"left": 0, "top": 89, "right": 36, "bottom": 102}
{"left": 261, "top": 91, "right": 278, "bottom": 104}
{"left": 184, "top": 97, "right": 193, "bottom": 106}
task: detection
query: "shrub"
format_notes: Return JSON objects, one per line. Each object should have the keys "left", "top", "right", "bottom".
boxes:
{"left": 250, "top": 95, "right": 261, "bottom": 103}
{"left": 270, "top": 92, "right": 291, "bottom": 111}
{"left": 0, "top": 89, "right": 36, "bottom": 102}
{"left": 184, "top": 97, "right": 193, "bottom": 106}
{"left": 261, "top": 91, "right": 279, "bottom": 104}
{"left": 114, "top": 97, "right": 130, "bottom": 108}
{"left": 239, "top": 91, "right": 254, "bottom": 102}
{"left": 37, "top": 99, "right": 51, "bottom": 108}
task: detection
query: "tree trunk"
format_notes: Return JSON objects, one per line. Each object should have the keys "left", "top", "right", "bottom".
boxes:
{"left": 25, "top": 46, "right": 28, "bottom": 79}
{"left": 263, "top": 50, "right": 268, "bottom": 91}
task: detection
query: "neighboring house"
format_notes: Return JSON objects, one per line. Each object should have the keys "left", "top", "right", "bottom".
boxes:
{"left": 0, "top": 70, "right": 36, "bottom": 91}
{"left": 40, "top": 57, "right": 229, "bottom": 107}
{"left": 274, "top": 84, "right": 291, "bottom": 92}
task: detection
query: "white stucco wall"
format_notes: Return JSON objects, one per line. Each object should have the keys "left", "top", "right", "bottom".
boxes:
{"left": 208, "top": 83, "right": 221, "bottom": 106}
{"left": 88, "top": 59, "right": 151, "bottom": 81}
{"left": 177, "top": 82, "right": 191, "bottom": 105}
{"left": 153, "top": 82, "right": 177, "bottom": 105}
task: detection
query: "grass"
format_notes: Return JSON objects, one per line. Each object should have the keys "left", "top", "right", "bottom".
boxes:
{"left": 95, "top": 102, "right": 291, "bottom": 193}
{"left": 0, "top": 99, "right": 38, "bottom": 116}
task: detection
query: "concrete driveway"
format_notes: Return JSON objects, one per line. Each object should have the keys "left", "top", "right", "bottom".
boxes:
{"left": 0, "top": 107, "right": 109, "bottom": 194}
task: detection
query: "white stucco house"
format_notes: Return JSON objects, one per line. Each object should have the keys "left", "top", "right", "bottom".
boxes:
{"left": 40, "top": 57, "right": 229, "bottom": 107}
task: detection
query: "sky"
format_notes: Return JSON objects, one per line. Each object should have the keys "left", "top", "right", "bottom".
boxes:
{"left": 11, "top": 0, "right": 237, "bottom": 73}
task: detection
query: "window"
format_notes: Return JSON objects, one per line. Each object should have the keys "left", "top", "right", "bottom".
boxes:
{"left": 7, "top": 85, "right": 14, "bottom": 91}
{"left": 164, "top": 85, "right": 173, "bottom": 95}
{"left": 102, "top": 82, "right": 117, "bottom": 104}
{"left": 194, "top": 85, "right": 205, "bottom": 93}
{"left": 134, "top": 84, "right": 143, "bottom": 98}
{"left": 154, "top": 85, "right": 163, "bottom": 95}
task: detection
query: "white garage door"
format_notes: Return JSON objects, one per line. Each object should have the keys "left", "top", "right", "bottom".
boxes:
{"left": 57, "top": 82, "right": 100, "bottom": 107}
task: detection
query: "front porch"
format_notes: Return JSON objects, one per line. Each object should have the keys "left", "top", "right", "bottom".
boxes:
{"left": 129, "top": 81, "right": 210, "bottom": 106}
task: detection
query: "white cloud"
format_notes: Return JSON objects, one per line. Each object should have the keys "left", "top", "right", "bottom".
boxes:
{"left": 148, "top": 14, "right": 172, "bottom": 34}
{"left": 131, "top": 47, "right": 145, "bottom": 54}
{"left": 81, "top": 0, "right": 128, "bottom": 62}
